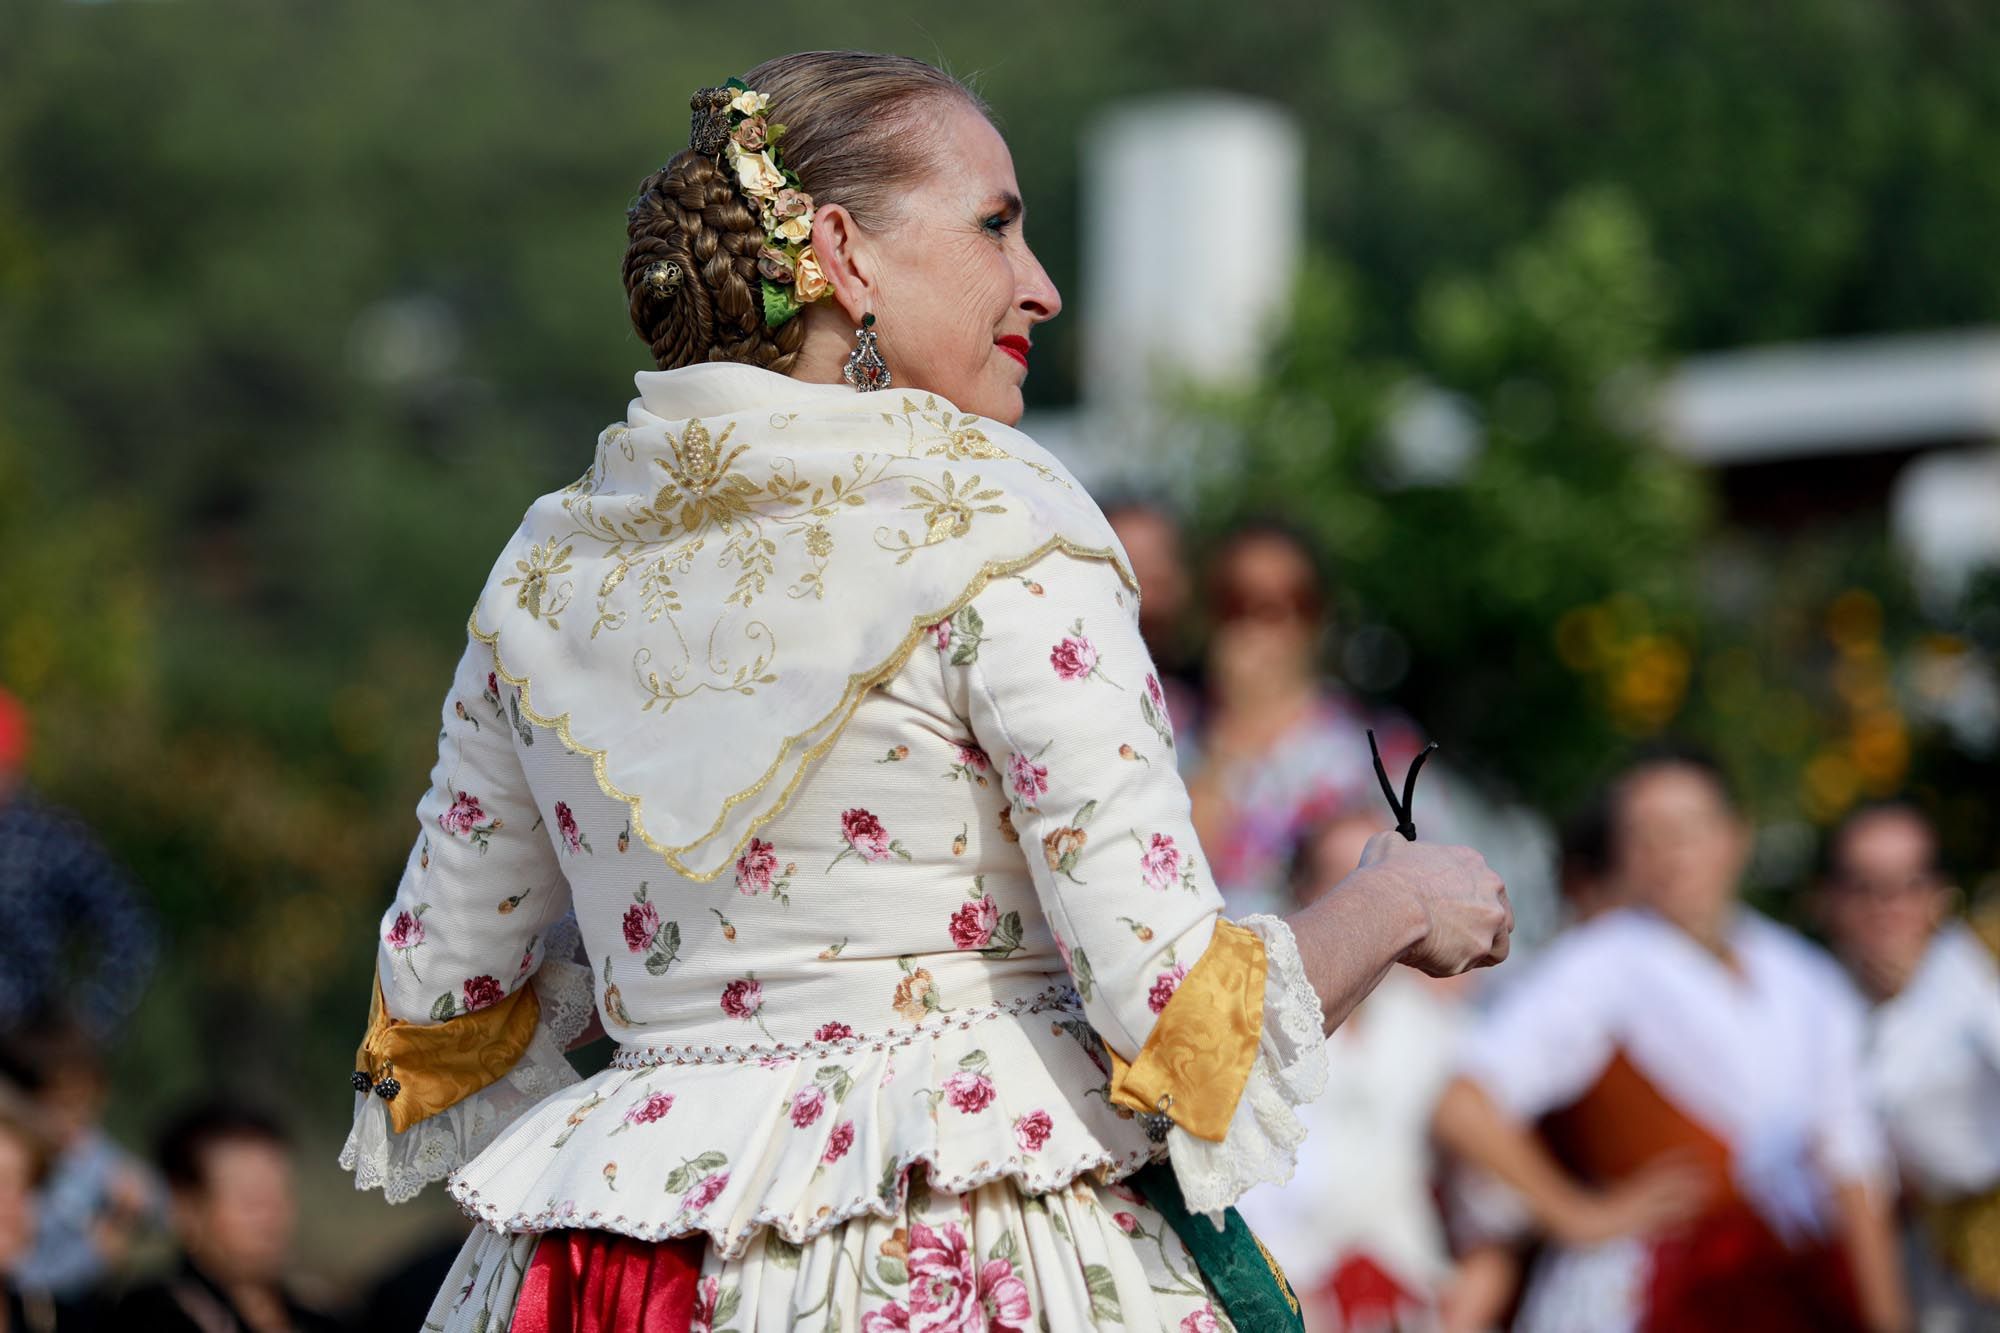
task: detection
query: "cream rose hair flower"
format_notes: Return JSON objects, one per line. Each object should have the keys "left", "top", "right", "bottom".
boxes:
{"left": 793, "top": 247, "right": 830, "bottom": 303}
{"left": 729, "top": 145, "right": 787, "bottom": 203}
{"left": 699, "top": 77, "right": 834, "bottom": 329}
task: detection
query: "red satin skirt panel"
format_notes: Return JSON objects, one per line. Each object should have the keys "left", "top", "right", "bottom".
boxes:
{"left": 509, "top": 1229, "right": 707, "bottom": 1333}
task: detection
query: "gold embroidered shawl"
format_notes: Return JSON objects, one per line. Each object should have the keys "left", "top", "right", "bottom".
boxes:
{"left": 472, "top": 362, "right": 1134, "bottom": 881}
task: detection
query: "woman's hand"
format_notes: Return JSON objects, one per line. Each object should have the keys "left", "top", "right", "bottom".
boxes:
{"left": 1547, "top": 1154, "right": 1713, "bottom": 1247}
{"left": 1358, "top": 832, "right": 1513, "bottom": 976}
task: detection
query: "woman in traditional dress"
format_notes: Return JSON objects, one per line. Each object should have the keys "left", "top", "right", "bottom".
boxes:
{"left": 340, "top": 50, "right": 1512, "bottom": 1332}
{"left": 1433, "top": 747, "right": 1908, "bottom": 1333}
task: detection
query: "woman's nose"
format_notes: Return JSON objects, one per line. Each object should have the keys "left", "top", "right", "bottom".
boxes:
{"left": 1019, "top": 249, "right": 1061, "bottom": 323}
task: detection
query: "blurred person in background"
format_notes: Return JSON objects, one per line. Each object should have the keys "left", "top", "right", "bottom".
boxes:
{"left": 1549, "top": 794, "right": 1617, "bottom": 928}
{"left": 112, "top": 1105, "right": 337, "bottom": 1333}
{"left": 1816, "top": 800, "right": 2000, "bottom": 1326}
{"left": 0, "top": 1024, "right": 164, "bottom": 1304}
{"left": 1102, "top": 495, "right": 1204, "bottom": 754}
{"left": 1238, "top": 810, "right": 1467, "bottom": 1331}
{"left": 1433, "top": 744, "right": 1908, "bottom": 1333}
{"left": 1434, "top": 793, "right": 1625, "bottom": 1333}
{"left": 0, "top": 689, "right": 158, "bottom": 1047}
{"left": 1187, "top": 519, "right": 1424, "bottom": 917}
{"left": 1, "top": 1088, "right": 71, "bottom": 1333}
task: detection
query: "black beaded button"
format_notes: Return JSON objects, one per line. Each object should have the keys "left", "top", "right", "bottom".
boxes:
{"left": 1140, "top": 1112, "right": 1172, "bottom": 1144}
{"left": 375, "top": 1076, "right": 402, "bottom": 1102}
{"left": 350, "top": 1070, "right": 373, "bottom": 1094}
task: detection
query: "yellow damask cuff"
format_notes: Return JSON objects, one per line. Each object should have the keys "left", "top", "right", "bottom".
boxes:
{"left": 354, "top": 971, "right": 540, "bottom": 1134}
{"left": 1107, "top": 919, "right": 1267, "bottom": 1142}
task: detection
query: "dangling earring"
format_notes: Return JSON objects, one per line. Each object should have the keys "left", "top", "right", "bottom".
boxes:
{"left": 843, "top": 312, "right": 891, "bottom": 392}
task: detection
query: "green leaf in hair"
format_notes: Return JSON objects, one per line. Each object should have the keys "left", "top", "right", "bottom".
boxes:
{"left": 761, "top": 280, "right": 801, "bottom": 328}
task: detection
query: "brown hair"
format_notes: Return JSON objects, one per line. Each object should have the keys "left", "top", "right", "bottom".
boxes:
{"left": 622, "top": 51, "right": 990, "bottom": 372}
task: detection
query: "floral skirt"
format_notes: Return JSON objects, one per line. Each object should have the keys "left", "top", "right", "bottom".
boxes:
{"left": 427, "top": 1166, "right": 1233, "bottom": 1332}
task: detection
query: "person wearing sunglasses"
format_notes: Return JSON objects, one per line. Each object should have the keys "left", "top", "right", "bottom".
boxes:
{"left": 1187, "top": 520, "right": 1430, "bottom": 920}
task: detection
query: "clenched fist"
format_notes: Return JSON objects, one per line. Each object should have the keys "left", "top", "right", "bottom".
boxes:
{"left": 1359, "top": 832, "right": 1513, "bottom": 976}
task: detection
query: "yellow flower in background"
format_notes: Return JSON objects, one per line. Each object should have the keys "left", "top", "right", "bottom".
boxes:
{"left": 1850, "top": 709, "right": 1908, "bottom": 791}
{"left": 772, "top": 212, "right": 811, "bottom": 244}
{"left": 728, "top": 88, "right": 769, "bottom": 117}
{"left": 1803, "top": 748, "right": 1861, "bottom": 822}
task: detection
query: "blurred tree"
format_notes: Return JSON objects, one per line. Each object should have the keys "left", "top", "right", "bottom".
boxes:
{"left": 1196, "top": 189, "right": 1709, "bottom": 811}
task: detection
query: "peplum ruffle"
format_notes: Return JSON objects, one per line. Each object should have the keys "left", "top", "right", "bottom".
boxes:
{"left": 443, "top": 983, "right": 1166, "bottom": 1259}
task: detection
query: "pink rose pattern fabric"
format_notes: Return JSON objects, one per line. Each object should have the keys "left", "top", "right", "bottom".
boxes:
{"left": 1140, "top": 832, "right": 1184, "bottom": 892}
{"left": 790, "top": 1084, "right": 827, "bottom": 1128}
{"left": 1006, "top": 751, "right": 1048, "bottom": 809}
{"left": 623, "top": 899, "right": 662, "bottom": 953}
{"left": 947, "top": 895, "right": 998, "bottom": 951}
{"left": 1147, "top": 962, "right": 1189, "bottom": 1015}
{"left": 734, "top": 837, "right": 785, "bottom": 898}
{"left": 611, "top": 1091, "right": 674, "bottom": 1134}
{"left": 821, "top": 1119, "right": 855, "bottom": 1164}
{"left": 439, "top": 790, "right": 486, "bottom": 837}
{"left": 377, "top": 555, "right": 1247, "bottom": 1329}
{"left": 553, "top": 800, "right": 591, "bottom": 854}
{"left": 720, "top": 977, "right": 763, "bottom": 1021}
{"left": 1012, "top": 1109, "right": 1053, "bottom": 1153}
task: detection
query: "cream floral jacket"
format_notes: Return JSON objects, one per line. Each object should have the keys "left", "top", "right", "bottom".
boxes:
{"left": 341, "top": 364, "right": 1327, "bottom": 1257}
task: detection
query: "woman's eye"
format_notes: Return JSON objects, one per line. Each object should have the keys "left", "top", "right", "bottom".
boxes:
{"left": 983, "top": 214, "right": 1013, "bottom": 236}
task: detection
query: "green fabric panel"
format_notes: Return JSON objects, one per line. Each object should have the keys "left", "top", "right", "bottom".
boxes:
{"left": 1127, "top": 1161, "right": 1305, "bottom": 1332}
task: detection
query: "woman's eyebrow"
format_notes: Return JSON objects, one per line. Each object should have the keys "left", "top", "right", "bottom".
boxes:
{"left": 984, "top": 190, "right": 1024, "bottom": 218}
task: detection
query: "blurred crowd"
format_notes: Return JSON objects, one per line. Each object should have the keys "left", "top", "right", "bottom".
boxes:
{"left": 1098, "top": 500, "right": 2000, "bottom": 1333}
{"left": 1, "top": 503, "right": 1996, "bottom": 1332}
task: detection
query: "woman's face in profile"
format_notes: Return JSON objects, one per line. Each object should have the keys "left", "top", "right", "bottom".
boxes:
{"left": 864, "top": 99, "right": 1061, "bottom": 425}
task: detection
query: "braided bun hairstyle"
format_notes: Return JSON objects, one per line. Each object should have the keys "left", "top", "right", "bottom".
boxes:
{"left": 623, "top": 51, "right": 990, "bottom": 372}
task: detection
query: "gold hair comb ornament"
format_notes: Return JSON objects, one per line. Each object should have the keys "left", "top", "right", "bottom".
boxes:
{"left": 688, "top": 78, "right": 829, "bottom": 329}
{"left": 643, "top": 260, "right": 683, "bottom": 296}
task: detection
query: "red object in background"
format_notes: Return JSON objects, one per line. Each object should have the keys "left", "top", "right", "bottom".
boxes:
{"left": 1643, "top": 1198, "right": 1863, "bottom": 1333}
{"left": 510, "top": 1230, "right": 706, "bottom": 1333}
{"left": 1321, "top": 1251, "right": 1423, "bottom": 1330}
{"left": 0, "top": 686, "right": 28, "bottom": 778}
{"left": 1538, "top": 1049, "right": 1865, "bottom": 1333}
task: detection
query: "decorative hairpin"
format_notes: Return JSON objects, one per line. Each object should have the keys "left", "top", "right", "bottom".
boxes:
{"left": 643, "top": 260, "right": 683, "bottom": 295}
{"left": 1368, "top": 728, "right": 1438, "bottom": 842}
{"left": 688, "top": 86, "right": 735, "bottom": 159}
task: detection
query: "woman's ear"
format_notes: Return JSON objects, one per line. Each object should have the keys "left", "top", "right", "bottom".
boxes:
{"left": 809, "top": 203, "right": 874, "bottom": 325}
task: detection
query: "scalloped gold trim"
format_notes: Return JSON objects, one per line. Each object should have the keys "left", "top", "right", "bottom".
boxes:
{"left": 471, "top": 535, "right": 1136, "bottom": 882}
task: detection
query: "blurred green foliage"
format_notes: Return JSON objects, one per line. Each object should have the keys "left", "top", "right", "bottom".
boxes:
{"left": 1, "top": 0, "right": 1997, "bottom": 1189}
{"left": 1200, "top": 189, "right": 1710, "bottom": 813}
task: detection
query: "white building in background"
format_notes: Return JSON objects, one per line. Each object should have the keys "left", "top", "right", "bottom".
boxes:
{"left": 1656, "top": 330, "right": 2000, "bottom": 756}
{"left": 1655, "top": 329, "right": 2000, "bottom": 613}
{"left": 1024, "top": 92, "right": 1304, "bottom": 495}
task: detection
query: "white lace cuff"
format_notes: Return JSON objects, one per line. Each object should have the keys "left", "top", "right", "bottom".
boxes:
{"left": 1167, "top": 912, "right": 1329, "bottom": 1225}
{"left": 339, "top": 915, "right": 597, "bottom": 1204}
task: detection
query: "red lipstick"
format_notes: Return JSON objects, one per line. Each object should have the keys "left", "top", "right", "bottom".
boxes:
{"left": 995, "top": 335, "right": 1031, "bottom": 369}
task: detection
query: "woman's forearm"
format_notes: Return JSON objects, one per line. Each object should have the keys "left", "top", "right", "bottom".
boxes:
{"left": 1283, "top": 863, "right": 1428, "bottom": 1034}
{"left": 1835, "top": 1179, "right": 1909, "bottom": 1333}
{"left": 1432, "top": 1076, "right": 1591, "bottom": 1232}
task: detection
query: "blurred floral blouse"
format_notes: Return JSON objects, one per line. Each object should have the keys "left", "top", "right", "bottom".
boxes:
{"left": 1195, "top": 692, "right": 1429, "bottom": 919}
{"left": 339, "top": 364, "right": 1327, "bottom": 1333}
